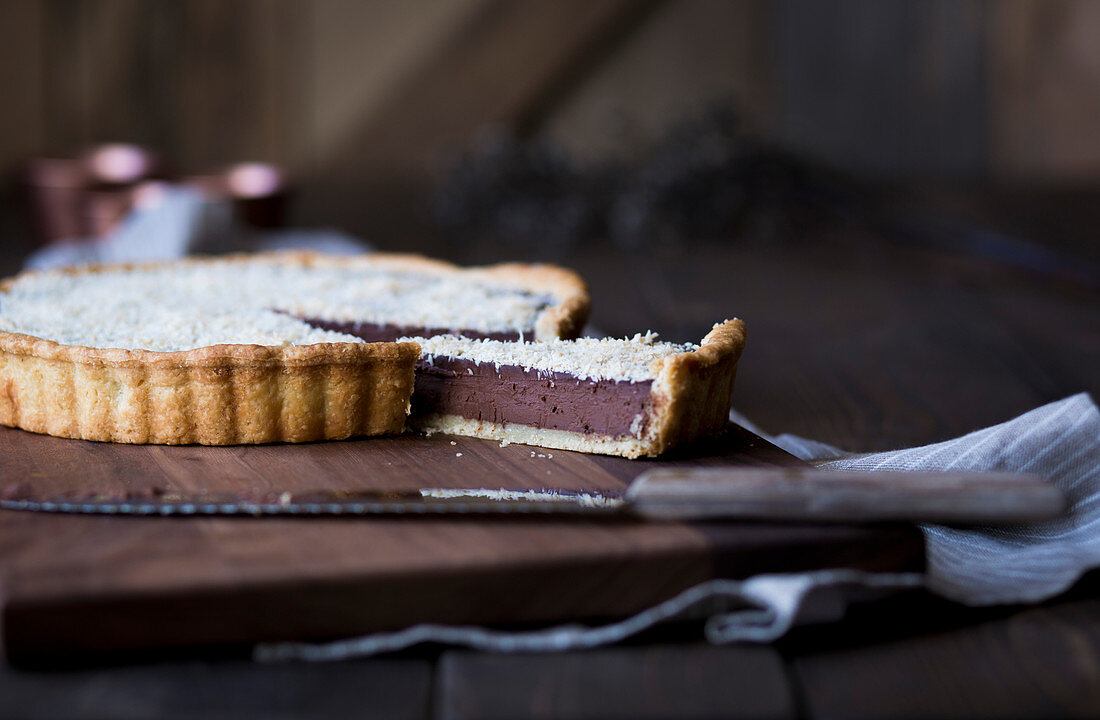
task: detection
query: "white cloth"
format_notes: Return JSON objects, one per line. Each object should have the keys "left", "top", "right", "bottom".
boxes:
{"left": 256, "top": 394, "right": 1100, "bottom": 661}
{"left": 754, "top": 392, "right": 1100, "bottom": 605}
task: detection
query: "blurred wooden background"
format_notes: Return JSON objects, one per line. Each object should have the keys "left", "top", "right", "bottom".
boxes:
{"left": 1, "top": 0, "right": 1099, "bottom": 241}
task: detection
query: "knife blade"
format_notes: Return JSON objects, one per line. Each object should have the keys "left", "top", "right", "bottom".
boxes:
{"left": 0, "top": 468, "right": 1065, "bottom": 525}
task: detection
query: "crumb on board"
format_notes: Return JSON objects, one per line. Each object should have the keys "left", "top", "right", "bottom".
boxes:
{"left": 455, "top": 452, "right": 463, "bottom": 457}
{"left": 450, "top": 441, "right": 456, "bottom": 445}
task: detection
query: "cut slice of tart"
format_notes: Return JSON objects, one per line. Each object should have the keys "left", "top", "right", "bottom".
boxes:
{"left": 0, "top": 252, "right": 589, "bottom": 444}
{"left": 404, "top": 319, "right": 747, "bottom": 458}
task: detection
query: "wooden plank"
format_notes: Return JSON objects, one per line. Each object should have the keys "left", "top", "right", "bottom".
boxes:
{"left": 172, "top": 0, "right": 307, "bottom": 169}
{"left": 300, "top": 0, "right": 650, "bottom": 237}
{"left": 309, "top": 0, "right": 648, "bottom": 180}
{"left": 0, "top": 424, "right": 921, "bottom": 663}
{"left": 436, "top": 644, "right": 796, "bottom": 720}
{"left": 990, "top": 0, "right": 1100, "bottom": 180}
{"left": 307, "top": 0, "right": 488, "bottom": 167}
{"left": 41, "top": 0, "right": 90, "bottom": 153}
{"left": 0, "top": 507, "right": 712, "bottom": 663}
{"left": 539, "top": 0, "right": 773, "bottom": 161}
{"left": 0, "top": 0, "right": 45, "bottom": 177}
{"left": 792, "top": 597, "right": 1100, "bottom": 719}
{"left": 39, "top": 0, "right": 306, "bottom": 169}
{"left": 772, "top": 0, "right": 988, "bottom": 178}
{"left": 0, "top": 657, "right": 432, "bottom": 718}
{"left": 42, "top": 0, "right": 165, "bottom": 152}
{"left": 0, "top": 423, "right": 798, "bottom": 505}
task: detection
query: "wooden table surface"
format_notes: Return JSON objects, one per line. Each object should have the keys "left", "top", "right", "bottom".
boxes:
{"left": 1, "top": 191, "right": 1099, "bottom": 718}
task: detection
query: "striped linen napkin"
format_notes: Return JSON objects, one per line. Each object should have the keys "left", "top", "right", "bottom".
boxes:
{"left": 754, "top": 391, "right": 1100, "bottom": 606}
{"left": 257, "top": 393, "right": 1100, "bottom": 660}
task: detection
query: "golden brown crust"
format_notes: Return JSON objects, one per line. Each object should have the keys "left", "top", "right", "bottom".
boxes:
{"left": 411, "top": 319, "right": 747, "bottom": 458}
{"left": 0, "top": 331, "right": 421, "bottom": 444}
{"left": 643, "top": 318, "right": 747, "bottom": 457}
{"left": 0, "top": 251, "right": 589, "bottom": 444}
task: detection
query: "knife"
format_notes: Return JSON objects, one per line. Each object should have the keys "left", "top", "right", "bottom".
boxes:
{"left": 0, "top": 468, "right": 1065, "bottom": 525}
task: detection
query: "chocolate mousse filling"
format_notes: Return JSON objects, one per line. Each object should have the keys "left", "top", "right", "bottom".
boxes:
{"left": 411, "top": 356, "right": 654, "bottom": 437}
{"left": 296, "top": 318, "right": 527, "bottom": 342}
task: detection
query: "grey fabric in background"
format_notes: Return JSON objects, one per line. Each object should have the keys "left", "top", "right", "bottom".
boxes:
{"left": 24, "top": 188, "right": 366, "bottom": 270}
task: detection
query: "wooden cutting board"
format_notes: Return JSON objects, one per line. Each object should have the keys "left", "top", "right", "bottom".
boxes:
{"left": 0, "top": 424, "right": 923, "bottom": 665}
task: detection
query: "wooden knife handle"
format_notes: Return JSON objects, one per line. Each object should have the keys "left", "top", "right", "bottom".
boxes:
{"left": 625, "top": 468, "right": 1065, "bottom": 524}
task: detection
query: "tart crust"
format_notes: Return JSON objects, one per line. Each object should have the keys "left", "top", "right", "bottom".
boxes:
{"left": 0, "top": 332, "right": 421, "bottom": 444}
{"left": 411, "top": 318, "right": 748, "bottom": 458}
{"left": 0, "top": 252, "right": 590, "bottom": 444}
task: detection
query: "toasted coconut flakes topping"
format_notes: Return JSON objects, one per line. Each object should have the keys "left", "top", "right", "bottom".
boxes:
{"left": 0, "top": 256, "right": 555, "bottom": 351}
{"left": 406, "top": 333, "right": 698, "bottom": 382}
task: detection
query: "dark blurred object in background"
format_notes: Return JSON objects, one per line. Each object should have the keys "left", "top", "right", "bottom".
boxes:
{"left": 81, "top": 145, "right": 169, "bottom": 239}
{"left": 183, "top": 163, "right": 293, "bottom": 231}
{"left": 606, "top": 105, "right": 828, "bottom": 248}
{"left": 19, "top": 158, "right": 91, "bottom": 245}
{"left": 18, "top": 145, "right": 291, "bottom": 246}
{"left": 19, "top": 144, "right": 166, "bottom": 245}
{"left": 436, "top": 105, "right": 837, "bottom": 250}
{"left": 434, "top": 129, "right": 603, "bottom": 251}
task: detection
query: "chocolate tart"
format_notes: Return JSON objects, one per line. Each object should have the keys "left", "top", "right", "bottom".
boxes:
{"left": 0, "top": 252, "right": 589, "bottom": 444}
{"left": 405, "top": 319, "right": 747, "bottom": 458}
